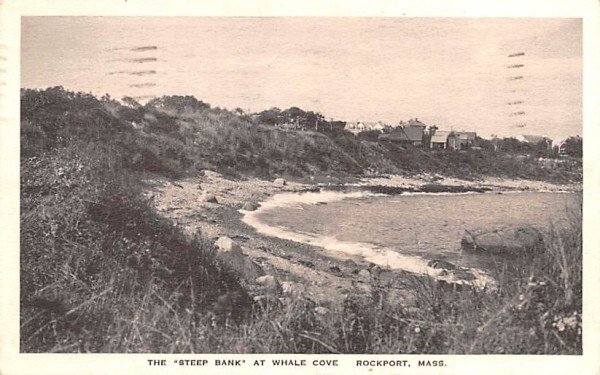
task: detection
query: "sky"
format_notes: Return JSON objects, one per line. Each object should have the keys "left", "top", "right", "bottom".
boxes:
{"left": 21, "top": 17, "right": 582, "bottom": 140}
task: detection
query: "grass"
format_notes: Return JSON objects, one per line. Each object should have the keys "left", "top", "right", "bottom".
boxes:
{"left": 20, "top": 87, "right": 582, "bottom": 353}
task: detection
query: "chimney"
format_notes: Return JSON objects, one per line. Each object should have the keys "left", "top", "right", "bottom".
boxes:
{"left": 429, "top": 125, "right": 438, "bottom": 136}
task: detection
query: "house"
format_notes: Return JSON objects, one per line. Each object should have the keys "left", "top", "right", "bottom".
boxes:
{"left": 378, "top": 118, "right": 426, "bottom": 146}
{"left": 516, "top": 134, "right": 553, "bottom": 150}
{"left": 429, "top": 129, "right": 463, "bottom": 150}
{"left": 344, "top": 121, "right": 365, "bottom": 134}
{"left": 556, "top": 138, "right": 569, "bottom": 156}
{"left": 430, "top": 130, "right": 452, "bottom": 149}
{"left": 456, "top": 131, "right": 477, "bottom": 150}
{"left": 367, "top": 121, "right": 386, "bottom": 132}
{"left": 448, "top": 133, "right": 462, "bottom": 150}
{"left": 345, "top": 120, "right": 390, "bottom": 134}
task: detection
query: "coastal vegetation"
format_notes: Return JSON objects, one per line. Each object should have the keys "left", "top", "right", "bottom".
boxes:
{"left": 20, "top": 87, "right": 582, "bottom": 353}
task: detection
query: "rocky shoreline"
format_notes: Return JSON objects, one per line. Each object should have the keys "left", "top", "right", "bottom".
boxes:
{"left": 145, "top": 172, "right": 581, "bottom": 308}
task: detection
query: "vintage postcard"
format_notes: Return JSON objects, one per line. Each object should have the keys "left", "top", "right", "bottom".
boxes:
{"left": 1, "top": 0, "right": 599, "bottom": 374}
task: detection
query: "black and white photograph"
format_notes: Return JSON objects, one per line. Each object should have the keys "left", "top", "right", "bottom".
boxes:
{"left": 1, "top": 1, "right": 599, "bottom": 373}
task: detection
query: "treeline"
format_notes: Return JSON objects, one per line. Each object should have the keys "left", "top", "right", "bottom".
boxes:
{"left": 254, "top": 106, "right": 346, "bottom": 131}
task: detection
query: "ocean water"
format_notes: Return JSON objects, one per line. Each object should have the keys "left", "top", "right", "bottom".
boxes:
{"left": 243, "top": 191, "right": 579, "bottom": 282}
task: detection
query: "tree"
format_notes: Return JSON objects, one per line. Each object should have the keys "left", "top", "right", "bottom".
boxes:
{"left": 146, "top": 95, "right": 210, "bottom": 112}
{"left": 256, "top": 107, "right": 283, "bottom": 125}
{"left": 122, "top": 96, "right": 142, "bottom": 108}
{"left": 561, "top": 136, "right": 582, "bottom": 158}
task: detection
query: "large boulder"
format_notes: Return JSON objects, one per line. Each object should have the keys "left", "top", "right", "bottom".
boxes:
{"left": 214, "top": 237, "right": 264, "bottom": 282}
{"left": 427, "top": 259, "right": 457, "bottom": 270}
{"left": 216, "top": 251, "right": 265, "bottom": 282}
{"left": 358, "top": 269, "right": 371, "bottom": 280}
{"left": 256, "top": 275, "right": 279, "bottom": 290}
{"left": 242, "top": 201, "right": 259, "bottom": 211}
{"left": 461, "top": 226, "right": 544, "bottom": 255}
{"left": 426, "top": 259, "right": 457, "bottom": 277}
{"left": 201, "top": 193, "right": 218, "bottom": 203}
{"left": 425, "top": 259, "right": 481, "bottom": 288}
{"left": 273, "top": 178, "right": 287, "bottom": 187}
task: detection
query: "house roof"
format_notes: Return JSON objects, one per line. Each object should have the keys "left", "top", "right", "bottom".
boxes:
{"left": 380, "top": 125, "right": 424, "bottom": 142}
{"left": 457, "top": 131, "right": 477, "bottom": 140}
{"left": 406, "top": 118, "right": 427, "bottom": 127}
{"left": 431, "top": 130, "right": 452, "bottom": 143}
{"left": 520, "top": 134, "right": 551, "bottom": 143}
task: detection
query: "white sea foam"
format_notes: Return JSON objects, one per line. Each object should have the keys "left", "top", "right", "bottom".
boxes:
{"left": 241, "top": 190, "right": 497, "bottom": 289}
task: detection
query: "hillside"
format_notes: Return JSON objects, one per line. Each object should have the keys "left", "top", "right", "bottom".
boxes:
{"left": 23, "top": 87, "right": 582, "bottom": 183}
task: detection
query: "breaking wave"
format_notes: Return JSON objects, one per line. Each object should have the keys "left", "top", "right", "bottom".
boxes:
{"left": 241, "top": 190, "right": 496, "bottom": 289}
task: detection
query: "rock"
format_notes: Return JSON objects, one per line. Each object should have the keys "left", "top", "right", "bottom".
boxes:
{"left": 298, "top": 259, "right": 315, "bottom": 269}
{"left": 217, "top": 251, "right": 265, "bottom": 282}
{"left": 314, "top": 306, "right": 330, "bottom": 316}
{"left": 329, "top": 265, "right": 342, "bottom": 275}
{"left": 202, "top": 194, "right": 218, "bottom": 203}
{"left": 426, "top": 259, "right": 480, "bottom": 284}
{"left": 342, "top": 258, "right": 358, "bottom": 268}
{"left": 451, "top": 269, "right": 477, "bottom": 281}
{"left": 427, "top": 260, "right": 463, "bottom": 278}
{"left": 461, "top": 226, "right": 544, "bottom": 255}
{"left": 358, "top": 269, "right": 371, "bottom": 280}
{"left": 427, "top": 259, "right": 457, "bottom": 270}
{"left": 369, "top": 265, "right": 383, "bottom": 278}
{"left": 273, "top": 178, "right": 287, "bottom": 186}
{"left": 242, "top": 201, "right": 259, "bottom": 211}
{"left": 256, "top": 275, "right": 279, "bottom": 289}
{"left": 214, "top": 236, "right": 264, "bottom": 282}
{"left": 215, "top": 236, "right": 243, "bottom": 255}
